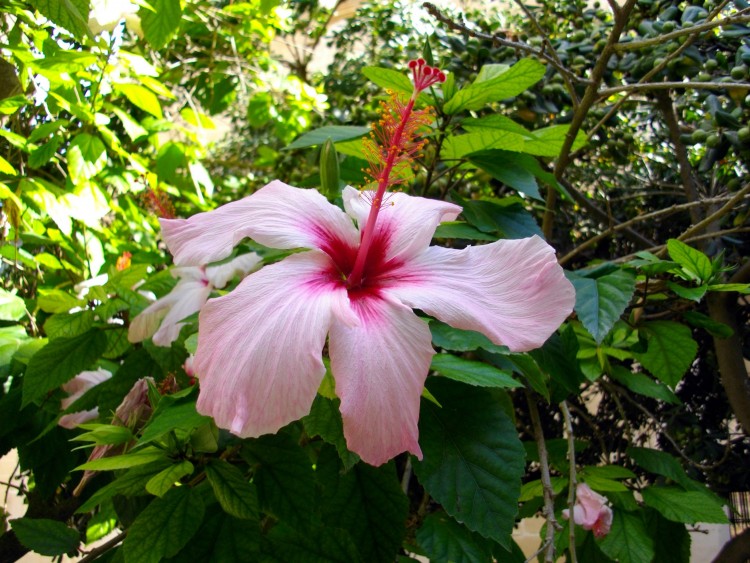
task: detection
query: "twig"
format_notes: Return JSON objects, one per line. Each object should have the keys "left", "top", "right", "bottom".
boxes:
{"left": 561, "top": 401, "right": 578, "bottom": 563}
{"left": 401, "top": 458, "right": 412, "bottom": 494}
{"left": 78, "top": 531, "right": 127, "bottom": 563}
{"left": 598, "top": 80, "right": 750, "bottom": 99}
{"left": 526, "top": 389, "right": 560, "bottom": 563}
{"left": 673, "top": 183, "right": 750, "bottom": 249}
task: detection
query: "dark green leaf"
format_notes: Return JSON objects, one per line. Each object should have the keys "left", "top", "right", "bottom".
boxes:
{"left": 140, "top": 0, "right": 182, "bottom": 50}
{"left": 76, "top": 448, "right": 168, "bottom": 471}
{"left": 138, "top": 393, "right": 210, "bottom": 445}
{"left": 431, "top": 354, "right": 520, "bottom": 388}
{"left": 262, "top": 522, "right": 362, "bottom": 563}
{"left": 682, "top": 311, "right": 733, "bottom": 338}
{"left": 667, "top": 281, "right": 707, "bottom": 302}
{"left": 598, "top": 511, "right": 655, "bottom": 563}
{"left": 646, "top": 509, "right": 691, "bottom": 563}
{"left": 10, "top": 518, "right": 79, "bottom": 556}
{"left": 317, "top": 448, "right": 408, "bottom": 563}
{"left": 241, "top": 433, "right": 317, "bottom": 530}
{"left": 429, "top": 319, "right": 507, "bottom": 353}
{"left": 44, "top": 311, "right": 95, "bottom": 339}
{"left": 76, "top": 460, "right": 173, "bottom": 513}
{"left": 303, "top": 396, "right": 360, "bottom": 470}
{"left": 570, "top": 268, "right": 635, "bottom": 343}
{"left": 413, "top": 379, "right": 525, "bottom": 548}
{"left": 452, "top": 193, "right": 543, "bottom": 239}
{"left": 287, "top": 126, "right": 370, "bottom": 150}
{"left": 123, "top": 487, "right": 205, "bottom": 563}
{"left": 469, "top": 151, "right": 543, "bottom": 200}
{"left": 417, "top": 512, "right": 494, "bottom": 563}
{"left": 609, "top": 365, "right": 680, "bottom": 404}
{"left": 641, "top": 487, "right": 728, "bottom": 524}
{"left": 433, "top": 222, "right": 497, "bottom": 241}
{"left": 22, "top": 329, "right": 107, "bottom": 407}
{"left": 636, "top": 321, "right": 697, "bottom": 387}
{"left": 205, "top": 459, "right": 259, "bottom": 520}
{"left": 145, "top": 460, "right": 194, "bottom": 497}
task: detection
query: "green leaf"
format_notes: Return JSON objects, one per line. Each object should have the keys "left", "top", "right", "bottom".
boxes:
{"left": 37, "top": 289, "right": 84, "bottom": 314}
{"left": 598, "top": 511, "right": 655, "bottom": 563}
{"left": 205, "top": 459, "right": 259, "bottom": 520}
{"left": 441, "top": 130, "right": 526, "bottom": 160}
{"left": 76, "top": 447, "right": 168, "bottom": 471}
{"left": 140, "top": 0, "right": 182, "bottom": 50}
{"left": 116, "top": 84, "right": 163, "bottom": 119}
{"left": 67, "top": 133, "right": 107, "bottom": 184}
{"left": 451, "top": 193, "right": 543, "bottom": 239}
{"left": 469, "top": 151, "right": 543, "bottom": 200}
{"left": 146, "top": 460, "right": 194, "bottom": 497}
{"left": 28, "top": 135, "right": 62, "bottom": 169}
{"left": 570, "top": 269, "right": 636, "bottom": 343}
{"left": 433, "top": 222, "right": 498, "bottom": 241}
{"left": 0, "top": 288, "right": 25, "bottom": 321}
{"left": 10, "top": 518, "right": 79, "bottom": 556}
{"left": 320, "top": 137, "right": 341, "bottom": 200}
{"left": 667, "top": 281, "right": 707, "bottom": 302}
{"left": 123, "top": 486, "right": 205, "bottom": 563}
{"left": 35, "top": 0, "right": 91, "bottom": 40}
{"left": 417, "top": 512, "right": 495, "bottom": 563}
{"left": 165, "top": 505, "right": 261, "bottom": 562}
{"left": 444, "top": 59, "right": 545, "bottom": 114}
{"left": 241, "top": 433, "right": 317, "bottom": 530}
{"left": 263, "top": 522, "right": 362, "bottom": 563}
{"left": 667, "top": 239, "right": 713, "bottom": 283}
{"left": 627, "top": 447, "right": 692, "bottom": 488}
{"left": 462, "top": 114, "right": 532, "bottom": 137}
{"left": 642, "top": 487, "right": 728, "bottom": 524}
{"left": 431, "top": 354, "right": 520, "bottom": 388}
{"left": 318, "top": 448, "right": 408, "bottom": 563}
{"left": 303, "top": 396, "right": 360, "bottom": 470}
{"left": 523, "top": 124, "right": 588, "bottom": 157}
{"left": 362, "top": 66, "right": 414, "bottom": 97}
{"left": 646, "top": 509, "right": 691, "bottom": 563}
{"left": 137, "top": 394, "right": 211, "bottom": 445}
{"left": 22, "top": 329, "right": 107, "bottom": 407}
{"left": 609, "top": 365, "right": 680, "bottom": 404}
{"left": 413, "top": 379, "right": 525, "bottom": 548}
{"left": 682, "top": 311, "right": 733, "bottom": 338}
{"left": 636, "top": 321, "right": 697, "bottom": 387}
{"left": 287, "top": 126, "right": 370, "bottom": 150}
{"left": 71, "top": 424, "right": 134, "bottom": 446}
{"left": 429, "top": 320, "right": 507, "bottom": 354}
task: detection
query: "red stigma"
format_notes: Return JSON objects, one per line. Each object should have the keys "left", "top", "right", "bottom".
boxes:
{"left": 409, "top": 59, "right": 446, "bottom": 94}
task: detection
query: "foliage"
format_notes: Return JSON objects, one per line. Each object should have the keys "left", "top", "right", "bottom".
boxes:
{"left": 0, "top": 0, "right": 748, "bottom": 562}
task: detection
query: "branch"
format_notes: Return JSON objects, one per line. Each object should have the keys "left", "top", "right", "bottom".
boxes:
{"left": 78, "top": 531, "right": 127, "bottom": 563}
{"left": 526, "top": 389, "right": 560, "bottom": 563}
{"left": 599, "top": 80, "right": 750, "bottom": 99}
{"left": 674, "top": 183, "right": 750, "bottom": 247}
{"left": 561, "top": 401, "right": 578, "bottom": 563}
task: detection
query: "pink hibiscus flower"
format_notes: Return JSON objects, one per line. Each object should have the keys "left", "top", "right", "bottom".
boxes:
{"left": 563, "top": 483, "right": 614, "bottom": 538}
{"left": 59, "top": 368, "right": 113, "bottom": 429}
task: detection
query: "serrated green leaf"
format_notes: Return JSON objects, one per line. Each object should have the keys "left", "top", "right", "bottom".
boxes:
{"left": 570, "top": 269, "right": 636, "bottom": 344}
{"left": 413, "top": 379, "right": 525, "bottom": 548}
{"left": 469, "top": 151, "right": 543, "bottom": 200}
{"left": 37, "top": 288, "right": 84, "bottom": 314}
{"left": 287, "top": 125, "right": 370, "bottom": 150}
{"left": 462, "top": 114, "right": 532, "bottom": 136}
{"left": 441, "top": 130, "right": 526, "bottom": 160}
{"left": 67, "top": 133, "right": 107, "bottom": 184}
{"left": 263, "top": 522, "right": 362, "bottom": 563}
{"left": 362, "top": 66, "right": 414, "bottom": 97}
{"left": 646, "top": 509, "right": 691, "bottom": 563}
{"left": 523, "top": 124, "right": 588, "bottom": 157}
{"left": 123, "top": 486, "right": 205, "bottom": 563}
{"left": 0, "top": 288, "right": 25, "bottom": 321}
{"left": 137, "top": 393, "right": 210, "bottom": 445}
{"left": 444, "top": 59, "right": 544, "bottom": 114}
{"left": 667, "top": 239, "right": 713, "bottom": 283}
{"left": 10, "top": 518, "right": 80, "bottom": 556}
{"left": 146, "top": 460, "right": 194, "bottom": 497}
{"left": 599, "top": 511, "right": 654, "bottom": 563}
{"left": 76, "top": 447, "right": 167, "bottom": 471}
{"left": 140, "top": 0, "right": 182, "bottom": 49}
{"left": 682, "top": 311, "right": 733, "bottom": 338}
{"left": 303, "top": 396, "right": 360, "bottom": 470}
{"left": 429, "top": 320, "right": 507, "bottom": 353}
{"left": 318, "top": 447, "right": 407, "bottom": 563}
{"left": 642, "top": 487, "right": 728, "bottom": 524}
{"left": 627, "top": 447, "right": 691, "bottom": 488}
{"left": 636, "top": 321, "right": 697, "bottom": 387}
{"left": 241, "top": 433, "right": 317, "bottom": 530}
{"left": 431, "top": 354, "right": 520, "bottom": 388}
{"left": 417, "top": 512, "right": 494, "bottom": 563}
{"left": 205, "top": 459, "right": 259, "bottom": 520}
{"left": 35, "top": 0, "right": 91, "bottom": 40}
{"left": 22, "top": 329, "right": 107, "bottom": 407}
{"left": 609, "top": 365, "right": 680, "bottom": 404}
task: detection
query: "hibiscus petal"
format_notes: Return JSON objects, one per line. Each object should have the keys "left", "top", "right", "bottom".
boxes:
{"left": 387, "top": 236, "right": 575, "bottom": 352}
{"left": 205, "top": 252, "right": 263, "bottom": 289}
{"left": 195, "top": 252, "right": 352, "bottom": 437}
{"left": 329, "top": 294, "right": 434, "bottom": 466}
{"left": 343, "top": 186, "right": 461, "bottom": 262}
{"left": 129, "top": 279, "right": 212, "bottom": 346}
{"left": 161, "top": 181, "right": 358, "bottom": 266}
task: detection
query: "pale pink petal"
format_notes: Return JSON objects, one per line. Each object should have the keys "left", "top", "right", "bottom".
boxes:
{"left": 387, "top": 236, "right": 575, "bottom": 352}
{"left": 61, "top": 368, "right": 112, "bottom": 407}
{"left": 205, "top": 252, "right": 263, "bottom": 289}
{"left": 129, "top": 278, "right": 212, "bottom": 346}
{"left": 594, "top": 505, "right": 613, "bottom": 537}
{"left": 114, "top": 377, "right": 153, "bottom": 426}
{"left": 161, "top": 181, "right": 358, "bottom": 266}
{"left": 329, "top": 294, "right": 434, "bottom": 465}
{"left": 343, "top": 186, "right": 461, "bottom": 262}
{"left": 59, "top": 408, "right": 100, "bottom": 429}
{"left": 195, "top": 251, "right": 354, "bottom": 438}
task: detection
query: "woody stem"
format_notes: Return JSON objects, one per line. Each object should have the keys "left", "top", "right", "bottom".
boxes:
{"left": 346, "top": 93, "right": 417, "bottom": 288}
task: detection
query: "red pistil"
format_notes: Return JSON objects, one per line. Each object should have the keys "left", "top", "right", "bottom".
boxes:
{"left": 346, "top": 60, "right": 445, "bottom": 289}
